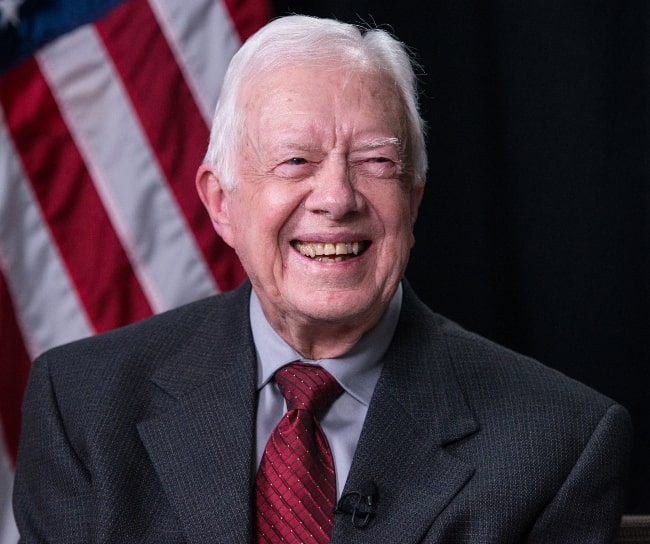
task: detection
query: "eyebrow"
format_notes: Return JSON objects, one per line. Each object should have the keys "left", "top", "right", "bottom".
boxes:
{"left": 273, "top": 139, "right": 321, "bottom": 153}
{"left": 361, "top": 137, "right": 401, "bottom": 149}
{"left": 272, "top": 136, "right": 402, "bottom": 154}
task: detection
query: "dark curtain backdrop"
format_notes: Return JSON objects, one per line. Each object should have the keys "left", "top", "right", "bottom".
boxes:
{"left": 271, "top": 0, "right": 650, "bottom": 513}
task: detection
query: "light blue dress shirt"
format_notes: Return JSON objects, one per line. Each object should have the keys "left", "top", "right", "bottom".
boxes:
{"left": 250, "top": 284, "right": 403, "bottom": 498}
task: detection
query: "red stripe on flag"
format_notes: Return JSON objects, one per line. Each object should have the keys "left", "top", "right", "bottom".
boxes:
{"left": 0, "top": 271, "right": 32, "bottom": 466}
{"left": 96, "top": 0, "right": 246, "bottom": 292}
{"left": 223, "top": 0, "right": 271, "bottom": 42}
{"left": 0, "top": 58, "right": 153, "bottom": 332}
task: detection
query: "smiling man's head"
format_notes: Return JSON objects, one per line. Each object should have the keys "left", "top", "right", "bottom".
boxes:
{"left": 196, "top": 15, "right": 427, "bottom": 358}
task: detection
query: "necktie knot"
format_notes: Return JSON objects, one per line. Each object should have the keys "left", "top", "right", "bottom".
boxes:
{"left": 275, "top": 362, "right": 343, "bottom": 414}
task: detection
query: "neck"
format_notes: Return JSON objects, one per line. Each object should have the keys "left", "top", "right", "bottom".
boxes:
{"left": 256, "top": 301, "right": 388, "bottom": 359}
{"left": 275, "top": 319, "right": 375, "bottom": 360}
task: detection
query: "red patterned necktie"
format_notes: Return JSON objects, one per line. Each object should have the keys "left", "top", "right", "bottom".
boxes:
{"left": 255, "top": 363, "right": 344, "bottom": 543}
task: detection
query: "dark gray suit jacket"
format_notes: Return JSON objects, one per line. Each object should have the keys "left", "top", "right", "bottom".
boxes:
{"left": 13, "top": 281, "right": 632, "bottom": 543}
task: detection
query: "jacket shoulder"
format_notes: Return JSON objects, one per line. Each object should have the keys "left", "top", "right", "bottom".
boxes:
{"left": 42, "top": 282, "right": 250, "bottom": 366}
{"left": 400, "top": 281, "right": 618, "bottom": 413}
{"left": 30, "top": 283, "right": 252, "bottom": 421}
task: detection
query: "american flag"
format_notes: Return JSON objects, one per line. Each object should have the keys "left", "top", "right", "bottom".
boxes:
{"left": 0, "top": 0, "right": 269, "bottom": 538}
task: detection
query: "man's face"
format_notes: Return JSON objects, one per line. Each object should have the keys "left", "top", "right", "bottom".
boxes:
{"left": 199, "top": 62, "right": 423, "bottom": 354}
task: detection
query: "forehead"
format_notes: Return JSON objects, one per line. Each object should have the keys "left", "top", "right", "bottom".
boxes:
{"left": 239, "top": 62, "right": 405, "bottom": 140}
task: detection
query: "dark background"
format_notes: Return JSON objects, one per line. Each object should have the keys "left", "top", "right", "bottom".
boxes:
{"left": 271, "top": 0, "right": 650, "bottom": 513}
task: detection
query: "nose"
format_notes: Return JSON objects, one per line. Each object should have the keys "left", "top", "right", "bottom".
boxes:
{"left": 305, "top": 158, "right": 361, "bottom": 220}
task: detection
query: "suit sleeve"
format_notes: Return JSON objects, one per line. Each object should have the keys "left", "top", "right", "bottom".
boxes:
{"left": 526, "top": 402, "right": 633, "bottom": 543}
{"left": 12, "top": 353, "right": 92, "bottom": 543}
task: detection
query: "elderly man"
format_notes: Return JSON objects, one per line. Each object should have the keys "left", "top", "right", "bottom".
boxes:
{"left": 14, "top": 15, "right": 631, "bottom": 543}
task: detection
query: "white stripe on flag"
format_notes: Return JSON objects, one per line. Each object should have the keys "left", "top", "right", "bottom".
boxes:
{"left": 0, "top": 428, "right": 18, "bottom": 544}
{"left": 148, "top": 0, "right": 240, "bottom": 124}
{"left": 37, "top": 24, "right": 218, "bottom": 313}
{"left": 0, "top": 111, "right": 94, "bottom": 357}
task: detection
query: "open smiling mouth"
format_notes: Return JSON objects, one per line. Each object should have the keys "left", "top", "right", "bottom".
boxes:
{"left": 291, "top": 240, "right": 370, "bottom": 262}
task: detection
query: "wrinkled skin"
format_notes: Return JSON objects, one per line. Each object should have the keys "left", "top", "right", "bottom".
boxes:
{"left": 197, "top": 63, "right": 424, "bottom": 359}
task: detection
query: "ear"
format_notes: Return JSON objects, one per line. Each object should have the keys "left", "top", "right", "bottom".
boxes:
{"left": 410, "top": 178, "right": 425, "bottom": 226}
{"left": 195, "top": 164, "right": 235, "bottom": 248}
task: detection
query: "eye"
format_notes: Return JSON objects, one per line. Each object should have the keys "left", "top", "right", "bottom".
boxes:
{"left": 274, "top": 157, "right": 313, "bottom": 179}
{"left": 355, "top": 156, "right": 401, "bottom": 179}
{"left": 287, "top": 157, "right": 308, "bottom": 165}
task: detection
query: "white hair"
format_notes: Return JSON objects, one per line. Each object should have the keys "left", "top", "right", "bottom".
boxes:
{"left": 203, "top": 15, "right": 427, "bottom": 189}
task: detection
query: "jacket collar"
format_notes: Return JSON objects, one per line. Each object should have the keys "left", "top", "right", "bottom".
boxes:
{"left": 332, "top": 282, "right": 479, "bottom": 543}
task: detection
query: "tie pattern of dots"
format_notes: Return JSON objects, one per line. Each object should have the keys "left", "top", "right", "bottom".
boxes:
{"left": 255, "top": 363, "right": 344, "bottom": 543}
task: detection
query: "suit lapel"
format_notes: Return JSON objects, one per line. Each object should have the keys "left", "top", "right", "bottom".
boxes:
{"left": 137, "top": 284, "right": 257, "bottom": 543}
{"left": 332, "top": 283, "right": 479, "bottom": 543}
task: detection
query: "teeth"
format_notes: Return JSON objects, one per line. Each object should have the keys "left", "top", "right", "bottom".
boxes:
{"left": 294, "top": 241, "right": 367, "bottom": 259}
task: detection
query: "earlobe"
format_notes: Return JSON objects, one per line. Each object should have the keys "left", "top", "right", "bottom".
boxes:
{"left": 195, "top": 165, "right": 235, "bottom": 247}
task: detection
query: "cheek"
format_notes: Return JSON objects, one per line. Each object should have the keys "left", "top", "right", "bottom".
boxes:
{"left": 377, "top": 199, "right": 418, "bottom": 264}
{"left": 257, "top": 185, "right": 309, "bottom": 242}
{"left": 229, "top": 192, "right": 293, "bottom": 266}
{"left": 373, "top": 187, "right": 416, "bottom": 237}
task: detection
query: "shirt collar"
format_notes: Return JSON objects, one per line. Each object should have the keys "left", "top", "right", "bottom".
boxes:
{"left": 250, "top": 283, "right": 402, "bottom": 406}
